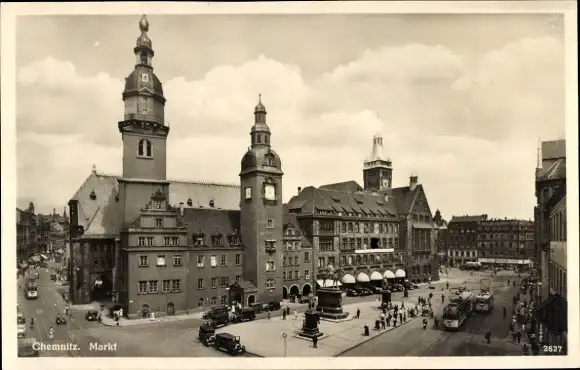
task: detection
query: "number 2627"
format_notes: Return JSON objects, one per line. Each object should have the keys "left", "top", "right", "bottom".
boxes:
{"left": 543, "top": 345, "right": 563, "bottom": 353}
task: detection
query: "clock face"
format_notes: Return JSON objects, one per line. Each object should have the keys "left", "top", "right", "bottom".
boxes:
{"left": 264, "top": 184, "right": 276, "bottom": 200}
{"left": 382, "top": 179, "right": 389, "bottom": 187}
{"left": 245, "top": 187, "right": 252, "bottom": 199}
{"left": 155, "top": 201, "right": 163, "bottom": 209}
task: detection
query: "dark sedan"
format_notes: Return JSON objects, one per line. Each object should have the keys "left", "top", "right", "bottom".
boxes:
{"left": 85, "top": 310, "right": 99, "bottom": 321}
{"left": 55, "top": 315, "right": 67, "bottom": 325}
{"left": 264, "top": 300, "right": 281, "bottom": 311}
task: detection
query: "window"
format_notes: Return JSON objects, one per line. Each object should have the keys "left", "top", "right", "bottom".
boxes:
{"left": 141, "top": 73, "right": 149, "bottom": 82}
{"left": 211, "top": 276, "right": 218, "bottom": 288}
{"left": 92, "top": 258, "right": 100, "bottom": 269}
{"left": 162, "top": 280, "right": 171, "bottom": 293}
{"left": 235, "top": 254, "right": 241, "bottom": 265}
{"left": 211, "top": 235, "right": 222, "bottom": 246}
{"left": 305, "top": 270, "right": 310, "bottom": 279}
{"left": 221, "top": 255, "right": 227, "bottom": 266}
{"left": 245, "top": 186, "right": 252, "bottom": 200}
{"left": 138, "top": 139, "right": 152, "bottom": 157}
{"left": 220, "top": 277, "right": 229, "bottom": 287}
{"left": 283, "top": 271, "right": 287, "bottom": 280}
{"left": 172, "top": 237, "right": 179, "bottom": 246}
{"left": 340, "top": 256, "right": 347, "bottom": 266}
{"left": 294, "top": 256, "right": 299, "bottom": 265}
{"left": 304, "top": 251, "right": 310, "bottom": 262}
{"left": 139, "top": 256, "right": 149, "bottom": 267}
{"left": 211, "top": 297, "right": 217, "bottom": 305}
{"left": 317, "top": 257, "right": 325, "bottom": 268}
{"left": 341, "top": 222, "right": 347, "bottom": 233}
{"left": 197, "top": 255, "right": 204, "bottom": 268}
{"left": 173, "top": 255, "right": 182, "bottom": 266}
{"left": 266, "top": 279, "right": 275, "bottom": 289}
{"left": 155, "top": 218, "right": 163, "bottom": 228}
{"left": 221, "top": 295, "right": 227, "bottom": 305}
{"left": 164, "top": 237, "right": 171, "bottom": 246}
{"left": 148, "top": 280, "right": 158, "bottom": 293}
{"left": 266, "top": 260, "right": 275, "bottom": 271}
{"left": 210, "top": 255, "right": 217, "bottom": 267}
{"left": 138, "top": 237, "right": 145, "bottom": 246}
{"left": 197, "top": 278, "right": 204, "bottom": 289}
{"left": 146, "top": 237, "right": 154, "bottom": 246}
{"left": 138, "top": 281, "right": 147, "bottom": 294}
{"left": 328, "top": 257, "right": 335, "bottom": 266}
{"left": 267, "top": 219, "right": 274, "bottom": 228}
{"left": 156, "top": 256, "right": 166, "bottom": 267}
{"left": 171, "top": 279, "right": 181, "bottom": 292}
{"left": 283, "top": 256, "right": 287, "bottom": 266}
{"left": 235, "top": 276, "right": 241, "bottom": 283}
{"left": 198, "top": 298, "right": 204, "bottom": 307}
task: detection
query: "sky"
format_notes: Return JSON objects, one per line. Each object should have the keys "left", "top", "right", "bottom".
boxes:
{"left": 15, "top": 13, "right": 566, "bottom": 219}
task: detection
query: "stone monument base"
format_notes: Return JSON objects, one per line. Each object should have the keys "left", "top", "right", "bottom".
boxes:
{"left": 316, "top": 287, "right": 350, "bottom": 320}
{"left": 299, "top": 311, "right": 324, "bottom": 339}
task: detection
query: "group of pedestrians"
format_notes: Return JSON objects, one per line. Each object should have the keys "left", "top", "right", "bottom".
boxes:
{"left": 507, "top": 278, "right": 542, "bottom": 355}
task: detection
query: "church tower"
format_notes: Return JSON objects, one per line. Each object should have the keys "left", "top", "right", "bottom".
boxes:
{"left": 363, "top": 134, "right": 392, "bottom": 191}
{"left": 117, "top": 15, "right": 170, "bottom": 224}
{"left": 239, "top": 95, "right": 284, "bottom": 303}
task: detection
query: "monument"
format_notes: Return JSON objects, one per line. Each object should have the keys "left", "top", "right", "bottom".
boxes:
{"left": 298, "top": 309, "right": 324, "bottom": 339}
{"left": 316, "top": 264, "right": 349, "bottom": 320}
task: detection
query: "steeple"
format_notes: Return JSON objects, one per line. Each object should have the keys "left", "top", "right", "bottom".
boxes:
{"left": 363, "top": 133, "right": 393, "bottom": 191}
{"left": 250, "top": 94, "right": 271, "bottom": 148}
{"left": 135, "top": 15, "right": 154, "bottom": 68}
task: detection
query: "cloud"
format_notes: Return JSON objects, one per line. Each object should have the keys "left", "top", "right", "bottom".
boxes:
{"left": 15, "top": 36, "right": 564, "bottom": 219}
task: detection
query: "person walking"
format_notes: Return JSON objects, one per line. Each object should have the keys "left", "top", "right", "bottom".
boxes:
{"left": 522, "top": 344, "right": 530, "bottom": 355}
{"left": 293, "top": 310, "right": 298, "bottom": 320}
{"left": 516, "top": 331, "right": 522, "bottom": 343}
{"left": 441, "top": 294, "right": 445, "bottom": 303}
{"left": 403, "top": 312, "right": 407, "bottom": 323}
{"left": 485, "top": 329, "right": 491, "bottom": 344}
{"left": 267, "top": 311, "right": 271, "bottom": 320}
{"left": 399, "top": 312, "right": 403, "bottom": 323}
{"left": 312, "top": 335, "right": 318, "bottom": 348}
{"left": 356, "top": 308, "right": 361, "bottom": 319}
{"left": 282, "top": 310, "right": 286, "bottom": 320}
{"left": 393, "top": 317, "right": 397, "bottom": 327}
{"left": 511, "top": 330, "right": 516, "bottom": 342}
{"left": 386, "top": 314, "right": 391, "bottom": 327}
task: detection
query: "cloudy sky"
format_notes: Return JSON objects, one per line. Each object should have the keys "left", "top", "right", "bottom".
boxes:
{"left": 15, "top": 12, "right": 565, "bottom": 219}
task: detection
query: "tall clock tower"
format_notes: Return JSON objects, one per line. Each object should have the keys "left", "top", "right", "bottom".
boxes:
{"left": 363, "top": 134, "right": 392, "bottom": 192}
{"left": 239, "top": 95, "right": 284, "bottom": 303}
{"left": 117, "top": 15, "right": 170, "bottom": 224}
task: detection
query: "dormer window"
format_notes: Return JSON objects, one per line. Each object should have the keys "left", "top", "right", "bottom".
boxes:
{"left": 89, "top": 190, "right": 97, "bottom": 200}
{"left": 138, "top": 138, "right": 152, "bottom": 157}
{"left": 211, "top": 234, "right": 222, "bottom": 246}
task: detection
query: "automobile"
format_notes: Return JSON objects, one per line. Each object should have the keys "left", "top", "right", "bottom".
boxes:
{"left": 85, "top": 310, "right": 99, "bottom": 321}
{"left": 371, "top": 286, "right": 383, "bottom": 294}
{"left": 206, "top": 311, "right": 229, "bottom": 328}
{"left": 346, "top": 289, "right": 360, "bottom": 297}
{"left": 55, "top": 315, "right": 67, "bottom": 325}
{"left": 203, "top": 305, "right": 229, "bottom": 320}
{"left": 248, "top": 302, "right": 263, "bottom": 313}
{"left": 299, "top": 295, "right": 311, "bottom": 304}
{"left": 231, "top": 309, "right": 256, "bottom": 323}
{"left": 263, "top": 300, "right": 281, "bottom": 311}
{"left": 198, "top": 324, "right": 216, "bottom": 346}
{"left": 109, "top": 304, "right": 124, "bottom": 318}
{"left": 360, "top": 288, "right": 373, "bottom": 296}
{"left": 50, "top": 273, "right": 57, "bottom": 281}
{"left": 214, "top": 332, "right": 246, "bottom": 355}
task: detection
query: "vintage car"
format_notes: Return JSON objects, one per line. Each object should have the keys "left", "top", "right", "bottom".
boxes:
{"left": 206, "top": 311, "right": 229, "bottom": 328}
{"left": 198, "top": 324, "right": 216, "bottom": 346}
{"left": 248, "top": 302, "right": 264, "bottom": 313}
{"left": 55, "top": 315, "right": 67, "bottom": 325}
{"left": 85, "top": 310, "right": 99, "bottom": 322}
{"left": 231, "top": 309, "right": 256, "bottom": 323}
{"left": 214, "top": 332, "right": 246, "bottom": 355}
{"left": 50, "top": 273, "right": 57, "bottom": 281}
{"left": 370, "top": 286, "right": 383, "bottom": 294}
{"left": 202, "top": 305, "right": 229, "bottom": 320}
{"left": 262, "top": 300, "right": 281, "bottom": 311}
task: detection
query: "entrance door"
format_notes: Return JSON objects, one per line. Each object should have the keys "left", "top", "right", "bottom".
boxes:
{"left": 167, "top": 303, "right": 175, "bottom": 316}
{"left": 248, "top": 295, "right": 256, "bottom": 306}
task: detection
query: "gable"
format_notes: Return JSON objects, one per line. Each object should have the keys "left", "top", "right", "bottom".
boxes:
{"left": 410, "top": 186, "right": 432, "bottom": 215}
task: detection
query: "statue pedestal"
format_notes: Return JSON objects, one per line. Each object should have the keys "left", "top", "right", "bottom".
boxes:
{"left": 299, "top": 310, "right": 324, "bottom": 339}
{"left": 316, "top": 287, "right": 349, "bottom": 320}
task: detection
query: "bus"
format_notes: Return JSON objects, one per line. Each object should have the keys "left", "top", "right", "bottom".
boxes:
{"left": 17, "top": 311, "right": 26, "bottom": 338}
{"left": 442, "top": 291, "right": 476, "bottom": 330}
{"left": 462, "top": 261, "right": 482, "bottom": 271}
{"left": 475, "top": 292, "right": 494, "bottom": 313}
{"left": 26, "top": 282, "right": 38, "bottom": 299}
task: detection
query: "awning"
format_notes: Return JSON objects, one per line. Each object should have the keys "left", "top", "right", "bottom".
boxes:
{"left": 395, "top": 269, "right": 406, "bottom": 278}
{"left": 316, "top": 279, "right": 342, "bottom": 287}
{"left": 29, "top": 256, "right": 40, "bottom": 263}
{"left": 40, "top": 254, "right": 48, "bottom": 260}
{"left": 356, "top": 272, "right": 370, "bottom": 283}
{"left": 341, "top": 274, "right": 356, "bottom": 284}
{"left": 370, "top": 271, "right": 383, "bottom": 281}
{"left": 383, "top": 270, "right": 395, "bottom": 279}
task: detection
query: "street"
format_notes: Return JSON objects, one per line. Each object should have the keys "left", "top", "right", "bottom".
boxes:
{"left": 340, "top": 269, "right": 526, "bottom": 356}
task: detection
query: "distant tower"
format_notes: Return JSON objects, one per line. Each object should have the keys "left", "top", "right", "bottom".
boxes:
{"left": 363, "top": 134, "right": 392, "bottom": 191}
{"left": 117, "top": 15, "right": 170, "bottom": 224}
{"left": 239, "top": 94, "right": 284, "bottom": 303}
{"left": 536, "top": 137, "right": 543, "bottom": 176}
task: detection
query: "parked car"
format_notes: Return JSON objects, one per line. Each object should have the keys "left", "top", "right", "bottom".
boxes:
{"left": 50, "top": 273, "right": 57, "bottom": 281}
{"left": 263, "top": 300, "right": 281, "bottom": 311}
{"left": 55, "top": 315, "right": 67, "bottom": 325}
{"left": 360, "top": 288, "right": 373, "bottom": 296}
{"left": 203, "top": 305, "right": 229, "bottom": 320}
{"left": 214, "top": 333, "right": 246, "bottom": 355}
{"left": 207, "top": 311, "right": 229, "bottom": 328}
{"left": 393, "top": 284, "right": 404, "bottom": 292}
{"left": 85, "top": 310, "right": 99, "bottom": 322}
{"left": 198, "top": 324, "right": 216, "bottom": 346}
{"left": 346, "top": 289, "right": 360, "bottom": 297}
{"left": 248, "top": 302, "right": 263, "bottom": 313}
{"left": 231, "top": 309, "right": 256, "bottom": 323}
{"left": 371, "top": 286, "right": 383, "bottom": 294}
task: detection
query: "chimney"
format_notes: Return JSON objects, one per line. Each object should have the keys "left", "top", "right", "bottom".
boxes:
{"left": 179, "top": 202, "right": 184, "bottom": 216}
{"left": 297, "top": 187, "right": 302, "bottom": 194}
{"left": 409, "top": 174, "right": 418, "bottom": 191}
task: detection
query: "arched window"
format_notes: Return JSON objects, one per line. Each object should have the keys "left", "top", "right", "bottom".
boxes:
{"left": 138, "top": 139, "right": 152, "bottom": 157}
{"left": 264, "top": 135, "right": 269, "bottom": 144}
{"left": 257, "top": 135, "right": 261, "bottom": 144}
{"left": 140, "top": 51, "right": 148, "bottom": 65}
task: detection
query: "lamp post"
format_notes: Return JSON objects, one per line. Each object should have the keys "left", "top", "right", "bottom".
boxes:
{"left": 281, "top": 332, "right": 287, "bottom": 357}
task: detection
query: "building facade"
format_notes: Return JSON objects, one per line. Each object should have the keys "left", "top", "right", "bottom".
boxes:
{"left": 16, "top": 203, "right": 38, "bottom": 261}
{"left": 282, "top": 213, "right": 314, "bottom": 299}
{"left": 446, "top": 215, "right": 486, "bottom": 267}
{"left": 36, "top": 208, "right": 69, "bottom": 256}
{"left": 477, "top": 218, "right": 534, "bottom": 267}
{"left": 433, "top": 209, "right": 448, "bottom": 264}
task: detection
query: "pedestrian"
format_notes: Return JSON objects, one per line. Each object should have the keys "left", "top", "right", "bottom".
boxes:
{"left": 293, "top": 310, "right": 298, "bottom": 320}
{"left": 268, "top": 311, "right": 271, "bottom": 320}
{"left": 386, "top": 315, "right": 391, "bottom": 327}
{"left": 401, "top": 302, "right": 405, "bottom": 309}
{"left": 511, "top": 330, "right": 516, "bottom": 342}
{"left": 393, "top": 317, "right": 397, "bottom": 327}
{"left": 312, "top": 335, "right": 318, "bottom": 348}
{"left": 516, "top": 331, "right": 521, "bottom": 343}
{"left": 441, "top": 294, "right": 445, "bottom": 303}
{"left": 399, "top": 312, "right": 402, "bottom": 323}
{"left": 381, "top": 318, "right": 386, "bottom": 329}
{"left": 513, "top": 281, "right": 516, "bottom": 288}
{"left": 98, "top": 314, "right": 102, "bottom": 324}
{"left": 282, "top": 310, "right": 286, "bottom": 320}
{"left": 485, "top": 329, "right": 491, "bottom": 344}
{"left": 522, "top": 344, "right": 529, "bottom": 355}
{"left": 356, "top": 308, "right": 360, "bottom": 319}
{"left": 403, "top": 313, "right": 406, "bottom": 323}
{"left": 446, "top": 282, "right": 449, "bottom": 289}
{"left": 503, "top": 306, "right": 507, "bottom": 318}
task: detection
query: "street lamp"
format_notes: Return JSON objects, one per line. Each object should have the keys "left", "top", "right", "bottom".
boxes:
{"left": 281, "top": 332, "right": 287, "bottom": 357}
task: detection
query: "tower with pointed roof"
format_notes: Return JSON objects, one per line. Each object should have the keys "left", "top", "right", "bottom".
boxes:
{"left": 363, "top": 134, "right": 392, "bottom": 192}
{"left": 117, "top": 15, "right": 170, "bottom": 225}
{"left": 239, "top": 95, "right": 284, "bottom": 303}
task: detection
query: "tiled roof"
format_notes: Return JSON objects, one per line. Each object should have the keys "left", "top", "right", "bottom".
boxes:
{"left": 449, "top": 215, "right": 488, "bottom": 223}
{"left": 387, "top": 185, "right": 420, "bottom": 214}
{"left": 286, "top": 185, "right": 397, "bottom": 216}
{"left": 182, "top": 208, "right": 241, "bottom": 246}
{"left": 70, "top": 170, "right": 241, "bottom": 237}
{"left": 283, "top": 213, "right": 312, "bottom": 247}
{"left": 319, "top": 181, "right": 364, "bottom": 193}
{"left": 542, "top": 140, "right": 566, "bottom": 160}
{"left": 537, "top": 158, "right": 566, "bottom": 181}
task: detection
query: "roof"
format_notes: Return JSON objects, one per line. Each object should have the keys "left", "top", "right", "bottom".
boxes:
{"left": 182, "top": 208, "right": 241, "bottom": 246}
{"left": 283, "top": 213, "right": 312, "bottom": 247}
{"left": 70, "top": 170, "right": 240, "bottom": 237}
{"left": 319, "top": 181, "right": 364, "bottom": 193}
{"left": 387, "top": 185, "right": 420, "bottom": 214}
{"left": 286, "top": 185, "right": 397, "bottom": 216}
{"left": 542, "top": 140, "right": 566, "bottom": 160}
{"left": 537, "top": 158, "right": 566, "bottom": 181}
{"left": 449, "top": 215, "right": 488, "bottom": 223}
